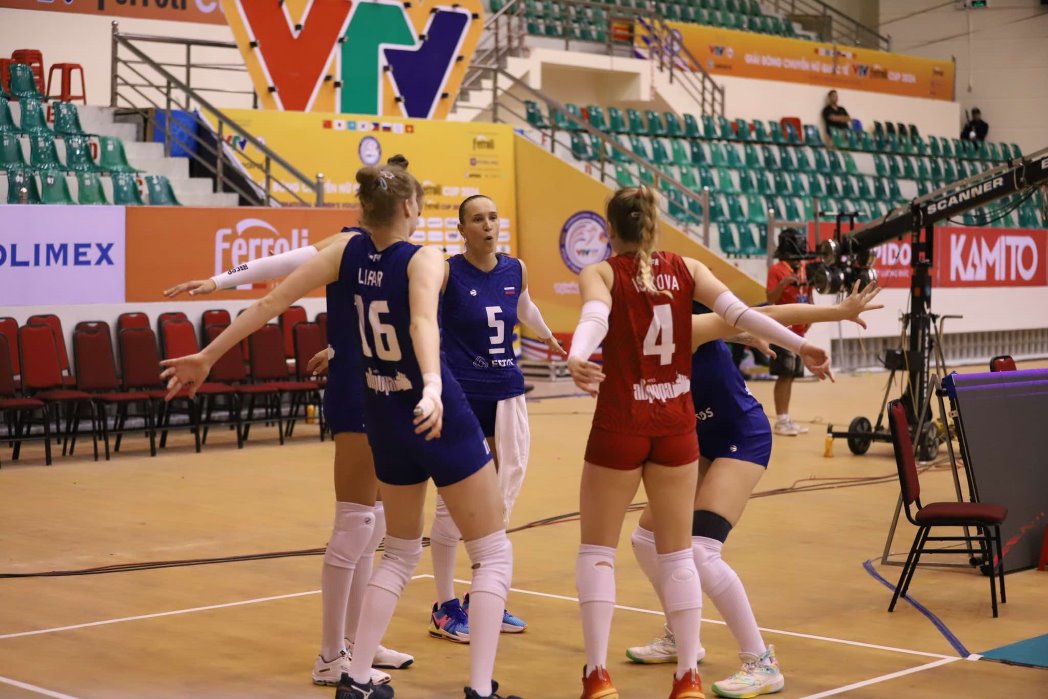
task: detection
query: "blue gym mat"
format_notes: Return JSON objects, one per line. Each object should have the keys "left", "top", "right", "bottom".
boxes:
{"left": 981, "top": 634, "right": 1048, "bottom": 669}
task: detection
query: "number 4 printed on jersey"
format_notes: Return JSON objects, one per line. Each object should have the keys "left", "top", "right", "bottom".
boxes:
{"left": 643, "top": 305, "right": 675, "bottom": 365}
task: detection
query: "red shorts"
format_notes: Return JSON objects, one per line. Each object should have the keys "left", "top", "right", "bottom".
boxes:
{"left": 584, "top": 426, "right": 699, "bottom": 470}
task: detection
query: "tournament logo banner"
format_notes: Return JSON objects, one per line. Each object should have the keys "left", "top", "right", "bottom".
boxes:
{"left": 220, "top": 0, "right": 485, "bottom": 119}
{"left": 636, "top": 20, "right": 955, "bottom": 101}
{"left": 0, "top": 0, "right": 225, "bottom": 24}
{"left": 559, "top": 211, "right": 611, "bottom": 274}
{"left": 219, "top": 108, "right": 516, "bottom": 255}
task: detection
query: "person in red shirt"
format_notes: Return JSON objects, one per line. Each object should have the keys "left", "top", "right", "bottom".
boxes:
{"left": 566, "top": 188, "right": 831, "bottom": 699}
{"left": 766, "top": 228, "right": 814, "bottom": 436}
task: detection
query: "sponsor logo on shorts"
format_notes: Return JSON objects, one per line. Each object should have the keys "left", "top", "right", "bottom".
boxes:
{"left": 559, "top": 211, "right": 611, "bottom": 274}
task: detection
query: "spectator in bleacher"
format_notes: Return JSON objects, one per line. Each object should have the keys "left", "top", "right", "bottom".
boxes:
{"left": 821, "top": 90, "right": 850, "bottom": 133}
{"left": 961, "top": 108, "right": 989, "bottom": 142}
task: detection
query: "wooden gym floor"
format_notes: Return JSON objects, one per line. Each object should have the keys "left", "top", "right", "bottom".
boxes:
{"left": 1, "top": 362, "right": 1046, "bottom": 698}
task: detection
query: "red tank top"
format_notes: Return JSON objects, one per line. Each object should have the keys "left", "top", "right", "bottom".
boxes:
{"left": 592, "top": 251, "right": 696, "bottom": 436}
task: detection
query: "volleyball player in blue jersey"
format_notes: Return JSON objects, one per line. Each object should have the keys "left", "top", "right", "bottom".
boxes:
{"left": 160, "top": 161, "right": 521, "bottom": 699}
{"left": 620, "top": 282, "right": 882, "bottom": 698}
{"left": 427, "top": 194, "right": 563, "bottom": 642}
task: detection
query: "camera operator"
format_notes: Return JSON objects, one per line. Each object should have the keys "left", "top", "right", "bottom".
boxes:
{"left": 766, "top": 228, "right": 813, "bottom": 436}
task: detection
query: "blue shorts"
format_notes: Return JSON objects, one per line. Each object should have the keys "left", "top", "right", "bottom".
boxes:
{"left": 467, "top": 397, "right": 498, "bottom": 439}
{"left": 695, "top": 406, "right": 772, "bottom": 467}
{"left": 365, "top": 387, "right": 492, "bottom": 488}
{"left": 324, "top": 360, "right": 366, "bottom": 434}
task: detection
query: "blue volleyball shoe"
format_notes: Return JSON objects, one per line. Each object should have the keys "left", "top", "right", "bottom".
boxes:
{"left": 429, "top": 598, "right": 470, "bottom": 643}
{"left": 463, "top": 592, "right": 528, "bottom": 634}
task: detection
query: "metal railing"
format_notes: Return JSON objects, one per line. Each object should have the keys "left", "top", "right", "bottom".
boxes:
{"left": 460, "top": 0, "right": 528, "bottom": 97}
{"left": 473, "top": 64, "right": 713, "bottom": 247}
{"left": 642, "top": 15, "right": 726, "bottom": 117}
{"left": 109, "top": 24, "right": 324, "bottom": 207}
{"left": 765, "top": 0, "right": 890, "bottom": 50}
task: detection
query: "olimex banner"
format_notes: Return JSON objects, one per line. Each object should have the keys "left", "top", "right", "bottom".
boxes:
{"left": 637, "top": 20, "right": 955, "bottom": 101}
{"left": 221, "top": 108, "right": 517, "bottom": 254}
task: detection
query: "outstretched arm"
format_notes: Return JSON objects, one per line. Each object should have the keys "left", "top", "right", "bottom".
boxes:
{"left": 159, "top": 241, "right": 346, "bottom": 399}
{"left": 691, "top": 281, "right": 882, "bottom": 350}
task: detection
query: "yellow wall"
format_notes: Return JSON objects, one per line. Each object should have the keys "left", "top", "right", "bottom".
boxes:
{"left": 514, "top": 137, "right": 763, "bottom": 336}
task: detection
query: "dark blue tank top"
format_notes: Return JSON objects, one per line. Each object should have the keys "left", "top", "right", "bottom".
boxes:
{"left": 326, "top": 227, "right": 368, "bottom": 374}
{"left": 691, "top": 303, "right": 762, "bottom": 428}
{"left": 441, "top": 254, "right": 526, "bottom": 401}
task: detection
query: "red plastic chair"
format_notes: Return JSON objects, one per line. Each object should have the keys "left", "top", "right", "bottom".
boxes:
{"left": 118, "top": 326, "right": 201, "bottom": 453}
{"left": 200, "top": 309, "right": 232, "bottom": 345}
{"left": 0, "top": 317, "right": 18, "bottom": 387}
{"left": 887, "top": 400, "right": 1008, "bottom": 617}
{"left": 18, "top": 323, "right": 97, "bottom": 460}
{"left": 11, "top": 50, "right": 44, "bottom": 93}
{"left": 989, "top": 355, "right": 1016, "bottom": 372}
{"left": 280, "top": 305, "right": 308, "bottom": 361}
{"left": 27, "top": 314, "right": 73, "bottom": 386}
{"left": 45, "top": 63, "right": 86, "bottom": 104}
{"left": 315, "top": 311, "right": 328, "bottom": 345}
{"left": 160, "top": 319, "right": 240, "bottom": 445}
{"left": 73, "top": 322, "right": 156, "bottom": 459}
{"left": 117, "top": 312, "right": 150, "bottom": 334}
{"left": 0, "top": 334, "right": 51, "bottom": 467}
{"left": 290, "top": 321, "right": 327, "bottom": 439}
{"left": 0, "top": 59, "right": 13, "bottom": 97}
{"left": 244, "top": 324, "right": 319, "bottom": 443}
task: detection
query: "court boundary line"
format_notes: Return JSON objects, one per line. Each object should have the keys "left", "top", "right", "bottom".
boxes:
{"left": 1, "top": 574, "right": 951, "bottom": 663}
{"left": 0, "top": 675, "right": 82, "bottom": 699}
{"left": 798, "top": 657, "right": 961, "bottom": 698}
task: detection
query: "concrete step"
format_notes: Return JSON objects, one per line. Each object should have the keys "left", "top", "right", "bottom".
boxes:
{"left": 177, "top": 190, "right": 240, "bottom": 207}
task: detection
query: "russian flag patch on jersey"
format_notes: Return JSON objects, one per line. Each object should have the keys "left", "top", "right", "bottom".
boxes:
{"left": 504, "top": 286, "right": 516, "bottom": 295}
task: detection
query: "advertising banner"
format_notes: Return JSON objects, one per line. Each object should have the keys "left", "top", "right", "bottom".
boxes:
{"left": 0, "top": 0, "right": 225, "bottom": 24}
{"left": 124, "top": 206, "right": 359, "bottom": 302}
{"left": 221, "top": 109, "right": 517, "bottom": 250}
{"left": 219, "top": 0, "right": 483, "bottom": 118}
{"left": 807, "top": 222, "right": 1047, "bottom": 289}
{"left": 0, "top": 205, "right": 126, "bottom": 305}
{"left": 637, "top": 21, "right": 955, "bottom": 101}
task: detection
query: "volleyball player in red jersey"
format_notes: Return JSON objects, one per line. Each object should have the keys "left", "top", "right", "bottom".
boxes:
{"left": 567, "top": 187, "right": 831, "bottom": 699}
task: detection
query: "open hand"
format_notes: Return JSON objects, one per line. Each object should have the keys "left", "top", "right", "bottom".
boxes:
{"left": 159, "top": 352, "right": 212, "bottom": 400}
{"left": 542, "top": 334, "right": 567, "bottom": 358}
{"left": 413, "top": 393, "right": 444, "bottom": 441}
{"left": 836, "top": 280, "right": 884, "bottom": 329}
{"left": 163, "top": 278, "right": 217, "bottom": 298}
{"left": 306, "top": 347, "right": 333, "bottom": 376}
{"left": 800, "top": 343, "right": 834, "bottom": 382}
{"left": 567, "top": 356, "right": 605, "bottom": 397}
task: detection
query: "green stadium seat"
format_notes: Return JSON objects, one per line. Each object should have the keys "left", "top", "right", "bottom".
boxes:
{"left": 761, "top": 146, "right": 779, "bottom": 170}
{"left": 671, "top": 139, "right": 690, "bottom": 166}
{"left": 607, "top": 107, "right": 626, "bottom": 134}
{"left": 615, "top": 164, "right": 637, "bottom": 188}
{"left": 808, "top": 173, "right": 826, "bottom": 197}
{"left": 843, "top": 152, "right": 858, "bottom": 174}
{"left": 702, "top": 114, "right": 717, "bottom": 139}
{"left": 39, "top": 170, "right": 74, "bottom": 204}
{"left": 830, "top": 129, "right": 848, "bottom": 150}
{"left": 645, "top": 110, "right": 666, "bottom": 137}
{"left": 745, "top": 194, "right": 768, "bottom": 224}
{"left": 586, "top": 104, "right": 607, "bottom": 131}
{"left": 709, "top": 142, "right": 728, "bottom": 167}
{"left": 839, "top": 175, "right": 856, "bottom": 199}
{"left": 916, "top": 158, "right": 930, "bottom": 181}
{"left": 707, "top": 193, "right": 728, "bottom": 223}
{"left": 726, "top": 196, "right": 746, "bottom": 223}
{"left": 76, "top": 171, "right": 108, "bottom": 204}
{"left": 1, "top": 132, "right": 28, "bottom": 169}
{"left": 873, "top": 154, "right": 888, "bottom": 178}
{"left": 664, "top": 4, "right": 682, "bottom": 21}
{"left": 62, "top": 134, "right": 97, "bottom": 172}
{"left": 927, "top": 136, "right": 941, "bottom": 157}
{"left": 52, "top": 102, "right": 88, "bottom": 137}
{"left": 610, "top": 134, "right": 632, "bottom": 162}
{"left": 773, "top": 170, "right": 791, "bottom": 194}
{"left": 886, "top": 178, "right": 902, "bottom": 200}
{"left": 678, "top": 165, "right": 700, "bottom": 192}
{"left": 734, "top": 118, "right": 751, "bottom": 141}
{"left": 0, "top": 96, "right": 17, "bottom": 134}
{"left": 768, "top": 121, "right": 785, "bottom": 145}
{"left": 812, "top": 149, "right": 830, "bottom": 174}
{"left": 98, "top": 136, "right": 138, "bottom": 173}
{"left": 719, "top": 224, "right": 742, "bottom": 256}
{"left": 7, "top": 64, "right": 43, "bottom": 101}
{"left": 783, "top": 122, "right": 802, "bottom": 145}
{"left": 664, "top": 112, "right": 683, "bottom": 138}
{"left": 803, "top": 124, "right": 822, "bottom": 147}
{"left": 717, "top": 116, "right": 734, "bottom": 141}
{"left": 6, "top": 167, "right": 40, "bottom": 203}
{"left": 743, "top": 143, "right": 761, "bottom": 168}
{"left": 1018, "top": 203, "right": 1041, "bottom": 229}
{"left": 856, "top": 176, "right": 873, "bottom": 200}
{"left": 786, "top": 172, "right": 806, "bottom": 195}
{"left": 725, "top": 144, "right": 743, "bottom": 168}
{"left": 782, "top": 197, "right": 801, "bottom": 221}
{"left": 823, "top": 175, "right": 839, "bottom": 198}
{"left": 565, "top": 103, "right": 585, "bottom": 131}
{"left": 872, "top": 177, "right": 887, "bottom": 200}
{"left": 28, "top": 133, "right": 62, "bottom": 170}
{"left": 793, "top": 148, "right": 812, "bottom": 173}
{"left": 626, "top": 109, "right": 646, "bottom": 135}
{"left": 901, "top": 157, "right": 916, "bottom": 179}
{"left": 707, "top": 9, "right": 723, "bottom": 27}
{"left": 629, "top": 135, "right": 650, "bottom": 160}
{"left": 570, "top": 132, "right": 592, "bottom": 161}
{"left": 689, "top": 140, "right": 707, "bottom": 166}
{"left": 543, "top": 0, "right": 560, "bottom": 19}
{"left": 776, "top": 146, "right": 795, "bottom": 171}
{"left": 718, "top": 167, "right": 740, "bottom": 193}
{"left": 111, "top": 172, "right": 144, "bottom": 205}
{"left": 549, "top": 107, "right": 569, "bottom": 132}
{"left": 724, "top": 0, "right": 739, "bottom": 14}
{"left": 751, "top": 120, "right": 769, "bottom": 143}
{"left": 650, "top": 138, "right": 672, "bottom": 166}
{"left": 524, "top": 100, "right": 549, "bottom": 129}
{"left": 16, "top": 99, "right": 52, "bottom": 135}
{"left": 590, "top": 135, "right": 612, "bottom": 162}
{"left": 683, "top": 113, "right": 702, "bottom": 139}
{"left": 757, "top": 170, "right": 775, "bottom": 195}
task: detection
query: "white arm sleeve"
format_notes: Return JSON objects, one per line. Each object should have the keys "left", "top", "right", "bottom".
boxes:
{"left": 210, "top": 245, "right": 318, "bottom": 290}
{"left": 712, "top": 290, "right": 806, "bottom": 354}
{"left": 568, "top": 300, "right": 611, "bottom": 360}
{"left": 516, "top": 288, "right": 553, "bottom": 339}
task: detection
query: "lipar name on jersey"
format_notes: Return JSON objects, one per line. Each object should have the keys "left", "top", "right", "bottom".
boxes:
{"left": 358, "top": 269, "right": 384, "bottom": 287}
{"left": 632, "top": 273, "right": 680, "bottom": 292}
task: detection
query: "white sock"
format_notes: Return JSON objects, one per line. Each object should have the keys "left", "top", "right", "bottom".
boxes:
{"left": 776, "top": 414, "right": 788, "bottom": 422}
{"left": 630, "top": 525, "right": 664, "bottom": 608}
{"left": 345, "top": 502, "right": 385, "bottom": 645}
{"left": 320, "top": 502, "right": 374, "bottom": 661}
{"left": 658, "top": 548, "right": 702, "bottom": 680}
{"left": 576, "top": 544, "right": 616, "bottom": 671}
{"left": 693, "top": 536, "right": 766, "bottom": 656}
{"left": 430, "top": 495, "right": 460, "bottom": 604}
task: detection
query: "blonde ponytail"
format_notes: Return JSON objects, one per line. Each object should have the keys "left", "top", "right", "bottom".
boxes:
{"left": 607, "top": 184, "right": 666, "bottom": 296}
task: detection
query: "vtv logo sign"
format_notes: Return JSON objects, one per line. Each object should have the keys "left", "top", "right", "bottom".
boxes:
{"left": 222, "top": 0, "right": 484, "bottom": 119}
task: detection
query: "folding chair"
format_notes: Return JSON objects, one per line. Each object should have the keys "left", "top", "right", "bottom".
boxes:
{"left": 0, "top": 334, "right": 51, "bottom": 467}
{"left": 289, "top": 322, "right": 327, "bottom": 440}
{"left": 27, "top": 313, "right": 74, "bottom": 386}
{"left": 279, "top": 305, "right": 308, "bottom": 361}
{"left": 245, "top": 324, "right": 318, "bottom": 443}
{"left": 887, "top": 400, "right": 1007, "bottom": 617}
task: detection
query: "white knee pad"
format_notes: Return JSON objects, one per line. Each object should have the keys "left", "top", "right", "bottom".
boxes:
{"left": 629, "top": 525, "right": 659, "bottom": 584}
{"left": 429, "top": 495, "right": 462, "bottom": 547}
{"left": 693, "top": 536, "right": 736, "bottom": 597}
{"left": 366, "top": 502, "right": 387, "bottom": 555}
{"left": 658, "top": 549, "right": 701, "bottom": 613}
{"left": 369, "top": 535, "right": 423, "bottom": 596}
{"left": 576, "top": 544, "right": 617, "bottom": 605}
{"left": 323, "top": 502, "right": 376, "bottom": 569}
{"left": 464, "top": 530, "right": 513, "bottom": 602}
